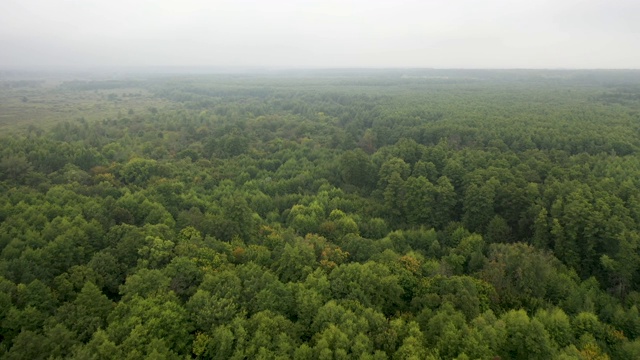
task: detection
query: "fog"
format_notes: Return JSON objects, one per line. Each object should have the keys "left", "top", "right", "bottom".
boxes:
{"left": 1, "top": 0, "right": 639, "bottom": 69}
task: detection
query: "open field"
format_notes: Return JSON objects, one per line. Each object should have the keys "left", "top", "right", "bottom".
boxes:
{"left": 0, "top": 79, "right": 176, "bottom": 134}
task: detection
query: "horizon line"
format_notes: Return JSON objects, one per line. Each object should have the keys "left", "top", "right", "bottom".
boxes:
{"left": 3, "top": 65, "right": 640, "bottom": 72}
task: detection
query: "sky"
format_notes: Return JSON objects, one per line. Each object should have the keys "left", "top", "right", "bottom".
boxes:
{"left": 1, "top": 0, "right": 639, "bottom": 69}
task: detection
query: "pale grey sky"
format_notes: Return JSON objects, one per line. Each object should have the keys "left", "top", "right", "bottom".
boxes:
{"left": 1, "top": 0, "right": 639, "bottom": 69}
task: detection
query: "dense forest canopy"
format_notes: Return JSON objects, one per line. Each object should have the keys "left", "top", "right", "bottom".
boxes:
{"left": 2, "top": 69, "right": 640, "bottom": 359}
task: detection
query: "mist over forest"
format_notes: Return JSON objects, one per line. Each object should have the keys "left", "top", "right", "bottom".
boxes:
{"left": 1, "top": 69, "right": 640, "bottom": 359}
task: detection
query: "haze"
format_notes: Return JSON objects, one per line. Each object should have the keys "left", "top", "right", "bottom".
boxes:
{"left": 1, "top": 0, "right": 639, "bottom": 69}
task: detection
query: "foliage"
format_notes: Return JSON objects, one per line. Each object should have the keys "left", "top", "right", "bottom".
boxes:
{"left": 2, "top": 69, "right": 640, "bottom": 359}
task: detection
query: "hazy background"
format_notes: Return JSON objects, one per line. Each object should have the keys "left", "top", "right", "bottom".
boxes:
{"left": 1, "top": 0, "right": 639, "bottom": 69}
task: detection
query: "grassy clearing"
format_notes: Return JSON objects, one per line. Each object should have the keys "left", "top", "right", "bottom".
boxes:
{"left": 0, "top": 82, "right": 175, "bottom": 134}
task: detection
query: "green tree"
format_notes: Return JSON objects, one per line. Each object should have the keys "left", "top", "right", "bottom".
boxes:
{"left": 273, "top": 242, "right": 316, "bottom": 282}
{"left": 340, "top": 149, "right": 376, "bottom": 190}
{"left": 54, "top": 281, "right": 112, "bottom": 342}
{"left": 462, "top": 179, "right": 497, "bottom": 233}
{"left": 329, "top": 262, "right": 403, "bottom": 315}
{"left": 499, "top": 309, "right": 555, "bottom": 360}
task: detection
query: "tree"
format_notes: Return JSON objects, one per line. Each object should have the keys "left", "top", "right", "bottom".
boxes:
{"left": 3, "top": 330, "right": 48, "bottom": 360}
{"left": 340, "top": 149, "right": 376, "bottom": 190}
{"left": 72, "top": 329, "right": 121, "bottom": 360}
{"left": 329, "top": 262, "right": 403, "bottom": 315}
{"left": 403, "top": 176, "right": 436, "bottom": 227}
{"left": 378, "top": 157, "right": 411, "bottom": 189}
{"left": 118, "top": 158, "right": 160, "bottom": 185}
{"left": 119, "top": 268, "right": 170, "bottom": 300}
{"left": 462, "top": 179, "right": 497, "bottom": 233}
{"left": 413, "top": 275, "right": 495, "bottom": 321}
{"left": 480, "top": 243, "right": 565, "bottom": 310}
{"left": 600, "top": 231, "right": 640, "bottom": 298}
{"left": 186, "top": 289, "right": 240, "bottom": 332}
{"left": 56, "top": 281, "right": 113, "bottom": 342}
{"left": 273, "top": 242, "right": 316, "bottom": 283}
{"left": 384, "top": 172, "right": 406, "bottom": 223}
{"left": 485, "top": 215, "right": 513, "bottom": 244}
{"left": 88, "top": 251, "right": 124, "bottom": 296}
{"left": 433, "top": 176, "right": 457, "bottom": 228}
{"left": 163, "top": 256, "right": 204, "bottom": 301}
{"left": 532, "top": 207, "right": 550, "bottom": 249}
{"left": 107, "top": 294, "right": 193, "bottom": 355}
{"left": 499, "top": 310, "right": 555, "bottom": 360}
{"left": 0, "top": 155, "right": 32, "bottom": 183}
{"left": 534, "top": 307, "right": 573, "bottom": 349}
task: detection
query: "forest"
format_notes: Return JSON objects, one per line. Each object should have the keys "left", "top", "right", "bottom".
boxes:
{"left": 2, "top": 69, "right": 640, "bottom": 359}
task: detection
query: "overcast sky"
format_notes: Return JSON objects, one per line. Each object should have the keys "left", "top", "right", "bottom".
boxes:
{"left": 1, "top": 0, "right": 639, "bottom": 69}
